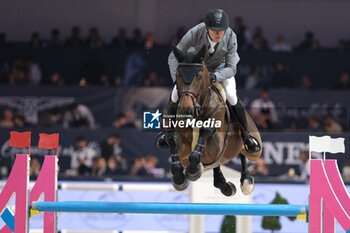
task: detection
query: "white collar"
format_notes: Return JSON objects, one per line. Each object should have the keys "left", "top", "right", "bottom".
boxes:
{"left": 207, "top": 34, "right": 218, "bottom": 53}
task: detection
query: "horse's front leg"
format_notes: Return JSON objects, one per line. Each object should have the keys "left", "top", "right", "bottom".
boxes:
{"left": 185, "top": 127, "right": 216, "bottom": 181}
{"left": 166, "top": 130, "right": 189, "bottom": 191}
{"left": 239, "top": 153, "right": 255, "bottom": 195}
{"left": 213, "top": 165, "right": 237, "bottom": 196}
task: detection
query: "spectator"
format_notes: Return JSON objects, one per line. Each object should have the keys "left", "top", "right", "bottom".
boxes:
{"left": 300, "top": 75, "right": 313, "bottom": 89}
{"left": 29, "top": 32, "right": 42, "bottom": 48}
{"left": 311, "top": 40, "right": 321, "bottom": 51}
{"left": 99, "top": 74, "right": 110, "bottom": 87}
{"left": 249, "top": 157, "right": 269, "bottom": 176}
{"left": 271, "top": 61, "right": 293, "bottom": 88}
{"left": 47, "top": 28, "right": 61, "bottom": 47}
{"left": 63, "top": 103, "right": 96, "bottom": 129}
{"left": 145, "top": 155, "right": 164, "bottom": 177}
{"left": 323, "top": 115, "right": 343, "bottom": 132}
{"left": 272, "top": 34, "right": 292, "bottom": 52}
{"left": 298, "top": 150, "right": 310, "bottom": 180}
{"left": 112, "top": 111, "right": 135, "bottom": 128}
{"left": 284, "top": 121, "right": 297, "bottom": 132}
{"left": 144, "top": 32, "right": 157, "bottom": 51}
{"left": 91, "top": 157, "right": 107, "bottom": 176}
{"left": 86, "top": 27, "right": 104, "bottom": 48}
{"left": 297, "top": 31, "right": 315, "bottom": 51}
{"left": 0, "top": 108, "right": 14, "bottom": 128}
{"left": 105, "top": 155, "right": 128, "bottom": 175}
{"left": 130, "top": 156, "right": 147, "bottom": 176}
{"left": 307, "top": 116, "right": 321, "bottom": 132}
{"left": 30, "top": 157, "right": 41, "bottom": 179}
{"left": 8, "top": 60, "right": 31, "bottom": 85}
{"left": 65, "top": 26, "right": 83, "bottom": 48}
{"left": 13, "top": 111, "right": 25, "bottom": 127}
{"left": 129, "top": 28, "right": 143, "bottom": 48}
{"left": 40, "top": 107, "right": 62, "bottom": 127}
{"left": 250, "top": 88, "right": 279, "bottom": 130}
{"left": 100, "top": 134, "right": 122, "bottom": 160}
{"left": 105, "top": 156, "right": 117, "bottom": 175}
{"left": 80, "top": 52, "right": 107, "bottom": 85}
{"left": 244, "top": 66, "right": 262, "bottom": 90}
{"left": 248, "top": 26, "right": 269, "bottom": 51}
{"left": 49, "top": 72, "right": 65, "bottom": 86}
{"left": 143, "top": 71, "right": 163, "bottom": 86}
{"left": 334, "top": 72, "right": 350, "bottom": 89}
{"left": 114, "top": 75, "right": 123, "bottom": 87}
{"left": 337, "top": 39, "right": 348, "bottom": 53}
{"left": 111, "top": 27, "right": 130, "bottom": 48}
{"left": 27, "top": 58, "right": 42, "bottom": 85}
{"left": 71, "top": 136, "right": 98, "bottom": 175}
{"left": 233, "top": 16, "right": 251, "bottom": 50}
{"left": 248, "top": 35, "right": 268, "bottom": 51}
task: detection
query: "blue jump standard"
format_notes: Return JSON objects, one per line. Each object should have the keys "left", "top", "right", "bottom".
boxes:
{"left": 31, "top": 202, "right": 308, "bottom": 216}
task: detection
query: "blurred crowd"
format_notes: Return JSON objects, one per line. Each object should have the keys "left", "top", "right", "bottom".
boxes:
{"left": 0, "top": 95, "right": 345, "bottom": 132}
{"left": 30, "top": 133, "right": 165, "bottom": 179}
{"left": 0, "top": 17, "right": 349, "bottom": 88}
{"left": 0, "top": 103, "right": 138, "bottom": 129}
{"left": 1, "top": 17, "right": 350, "bottom": 51}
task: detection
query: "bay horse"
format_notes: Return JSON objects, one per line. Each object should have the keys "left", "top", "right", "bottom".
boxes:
{"left": 164, "top": 45, "right": 262, "bottom": 196}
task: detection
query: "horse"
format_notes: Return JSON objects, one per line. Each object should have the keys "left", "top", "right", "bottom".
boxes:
{"left": 164, "top": 45, "right": 262, "bottom": 196}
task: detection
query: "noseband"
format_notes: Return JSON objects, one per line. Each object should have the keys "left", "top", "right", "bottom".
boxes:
{"left": 177, "top": 62, "right": 205, "bottom": 118}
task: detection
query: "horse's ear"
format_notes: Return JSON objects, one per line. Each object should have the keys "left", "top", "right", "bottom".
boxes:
{"left": 172, "top": 44, "right": 185, "bottom": 63}
{"left": 194, "top": 45, "right": 206, "bottom": 63}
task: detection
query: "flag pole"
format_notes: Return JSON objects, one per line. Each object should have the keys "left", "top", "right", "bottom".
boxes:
{"left": 323, "top": 152, "right": 326, "bottom": 163}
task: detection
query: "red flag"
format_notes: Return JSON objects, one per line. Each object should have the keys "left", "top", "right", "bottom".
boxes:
{"left": 9, "top": 131, "right": 31, "bottom": 148}
{"left": 38, "top": 133, "right": 59, "bottom": 150}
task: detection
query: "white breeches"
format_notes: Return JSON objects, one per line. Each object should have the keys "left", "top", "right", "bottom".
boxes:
{"left": 222, "top": 77, "right": 238, "bottom": 105}
{"left": 170, "top": 76, "right": 238, "bottom": 106}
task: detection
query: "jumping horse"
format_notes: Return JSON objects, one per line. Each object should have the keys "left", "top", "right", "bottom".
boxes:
{"left": 163, "top": 45, "right": 262, "bottom": 196}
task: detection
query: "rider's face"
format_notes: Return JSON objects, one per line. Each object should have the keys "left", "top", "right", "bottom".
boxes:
{"left": 207, "top": 29, "right": 225, "bottom": 42}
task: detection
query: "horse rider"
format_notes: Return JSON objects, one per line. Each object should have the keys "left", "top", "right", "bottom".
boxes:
{"left": 156, "top": 8, "right": 260, "bottom": 153}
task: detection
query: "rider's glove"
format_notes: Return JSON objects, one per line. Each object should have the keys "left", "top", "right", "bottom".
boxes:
{"left": 210, "top": 73, "right": 216, "bottom": 84}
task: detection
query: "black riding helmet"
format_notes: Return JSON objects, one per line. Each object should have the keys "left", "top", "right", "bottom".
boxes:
{"left": 204, "top": 9, "right": 229, "bottom": 31}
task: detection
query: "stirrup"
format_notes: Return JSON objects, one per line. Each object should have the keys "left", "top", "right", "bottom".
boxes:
{"left": 243, "top": 135, "right": 261, "bottom": 153}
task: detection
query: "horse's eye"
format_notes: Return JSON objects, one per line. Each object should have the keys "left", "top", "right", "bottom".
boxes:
{"left": 198, "top": 74, "right": 203, "bottom": 80}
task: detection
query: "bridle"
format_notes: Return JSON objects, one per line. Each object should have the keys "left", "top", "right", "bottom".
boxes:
{"left": 177, "top": 62, "right": 206, "bottom": 119}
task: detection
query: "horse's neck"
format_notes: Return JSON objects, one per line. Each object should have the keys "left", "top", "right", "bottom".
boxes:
{"left": 199, "top": 85, "right": 211, "bottom": 106}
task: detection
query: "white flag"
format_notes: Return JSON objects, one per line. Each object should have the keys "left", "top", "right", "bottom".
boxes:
{"left": 309, "top": 136, "right": 345, "bottom": 154}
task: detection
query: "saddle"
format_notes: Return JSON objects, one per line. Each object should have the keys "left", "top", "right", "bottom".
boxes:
{"left": 212, "top": 82, "right": 227, "bottom": 102}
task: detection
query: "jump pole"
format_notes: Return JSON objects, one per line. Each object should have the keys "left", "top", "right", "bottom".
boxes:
{"left": 31, "top": 202, "right": 307, "bottom": 217}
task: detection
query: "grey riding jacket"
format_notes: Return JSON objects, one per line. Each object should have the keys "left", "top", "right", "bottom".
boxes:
{"left": 169, "top": 22, "right": 240, "bottom": 83}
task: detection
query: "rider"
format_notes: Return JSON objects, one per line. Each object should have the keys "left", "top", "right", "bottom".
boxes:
{"left": 156, "top": 8, "right": 260, "bottom": 152}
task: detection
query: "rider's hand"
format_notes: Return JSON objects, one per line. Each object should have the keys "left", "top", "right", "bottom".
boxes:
{"left": 210, "top": 72, "right": 216, "bottom": 84}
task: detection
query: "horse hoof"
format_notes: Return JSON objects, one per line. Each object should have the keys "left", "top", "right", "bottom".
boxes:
{"left": 221, "top": 182, "right": 237, "bottom": 197}
{"left": 186, "top": 163, "right": 204, "bottom": 181}
{"left": 240, "top": 177, "right": 255, "bottom": 195}
{"left": 172, "top": 176, "right": 189, "bottom": 191}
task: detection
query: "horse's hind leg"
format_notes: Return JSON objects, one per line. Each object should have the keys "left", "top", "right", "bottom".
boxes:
{"left": 186, "top": 127, "right": 215, "bottom": 181}
{"left": 166, "top": 131, "right": 189, "bottom": 191}
{"left": 239, "top": 154, "right": 255, "bottom": 195}
{"left": 213, "top": 166, "right": 237, "bottom": 196}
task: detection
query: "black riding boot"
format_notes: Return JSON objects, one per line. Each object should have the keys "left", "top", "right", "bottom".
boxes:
{"left": 155, "top": 99, "right": 178, "bottom": 149}
{"left": 232, "top": 102, "right": 261, "bottom": 153}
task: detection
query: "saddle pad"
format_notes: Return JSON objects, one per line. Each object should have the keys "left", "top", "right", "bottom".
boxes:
{"left": 213, "top": 82, "right": 226, "bottom": 102}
